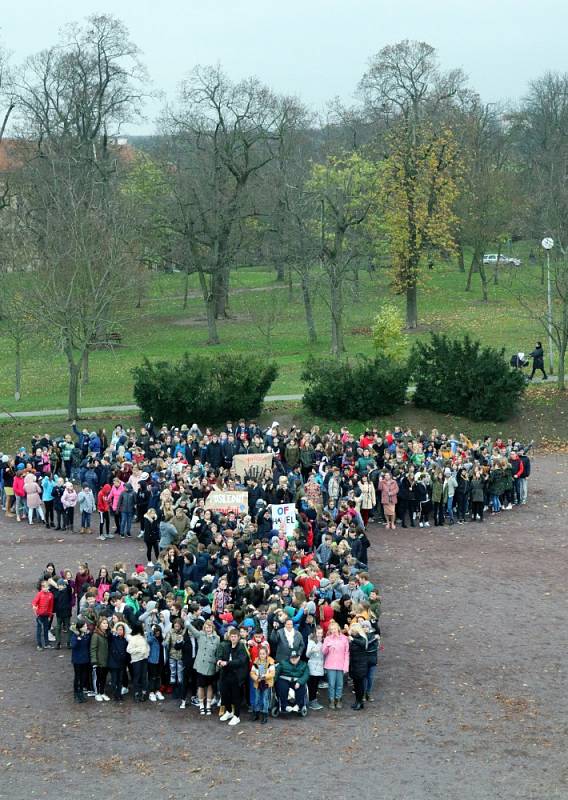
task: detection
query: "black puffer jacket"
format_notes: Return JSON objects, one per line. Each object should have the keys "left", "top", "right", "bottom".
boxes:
{"left": 215, "top": 640, "right": 249, "bottom": 685}
{"left": 349, "top": 634, "right": 368, "bottom": 679}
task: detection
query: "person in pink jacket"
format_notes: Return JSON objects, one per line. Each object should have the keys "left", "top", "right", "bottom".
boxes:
{"left": 61, "top": 483, "right": 78, "bottom": 532}
{"left": 107, "top": 478, "right": 124, "bottom": 535}
{"left": 24, "top": 474, "right": 45, "bottom": 525}
{"left": 13, "top": 469, "right": 27, "bottom": 522}
{"left": 379, "top": 472, "right": 399, "bottom": 530}
{"left": 322, "top": 620, "right": 350, "bottom": 710}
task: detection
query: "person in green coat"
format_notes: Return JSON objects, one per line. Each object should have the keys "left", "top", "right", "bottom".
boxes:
{"left": 275, "top": 649, "right": 309, "bottom": 713}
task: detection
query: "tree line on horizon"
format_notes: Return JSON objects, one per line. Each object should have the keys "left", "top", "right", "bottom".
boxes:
{"left": 1, "top": 14, "right": 568, "bottom": 417}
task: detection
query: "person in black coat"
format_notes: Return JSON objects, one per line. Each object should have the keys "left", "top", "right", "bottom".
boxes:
{"left": 108, "top": 623, "right": 130, "bottom": 701}
{"left": 216, "top": 629, "right": 249, "bottom": 724}
{"left": 349, "top": 625, "right": 369, "bottom": 710}
{"left": 53, "top": 579, "right": 73, "bottom": 648}
{"left": 143, "top": 509, "right": 160, "bottom": 565}
{"left": 179, "top": 626, "right": 198, "bottom": 709}
{"left": 529, "top": 341, "right": 547, "bottom": 380}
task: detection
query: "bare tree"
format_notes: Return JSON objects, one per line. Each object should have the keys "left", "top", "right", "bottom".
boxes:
{"left": 16, "top": 155, "right": 138, "bottom": 417}
{"left": 10, "top": 14, "right": 145, "bottom": 417}
{"left": 163, "top": 66, "right": 284, "bottom": 322}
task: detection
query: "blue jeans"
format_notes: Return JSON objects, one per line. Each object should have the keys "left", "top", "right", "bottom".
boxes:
{"left": 491, "top": 494, "right": 501, "bottom": 512}
{"left": 365, "top": 665, "right": 377, "bottom": 695}
{"left": 81, "top": 511, "right": 91, "bottom": 528}
{"left": 252, "top": 687, "right": 271, "bottom": 713}
{"left": 120, "top": 511, "right": 133, "bottom": 535}
{"left": 36, "top": 615, "right": 50, "bottom": 648}
{"left": 326, "top": 668, "right": 344, "bottom": 701}
{"left": 446, "top": 498, "right": 454, "bottom": 522}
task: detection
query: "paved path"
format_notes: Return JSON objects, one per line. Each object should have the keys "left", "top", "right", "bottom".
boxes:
{"left": 0, "top": 377, "right": 555, "bottom": 421}
{"left": 0, "top": 394, "right": 304, "bottom": 420}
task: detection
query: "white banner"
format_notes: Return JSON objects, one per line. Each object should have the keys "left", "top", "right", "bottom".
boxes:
{"left": 271, "top": 503, "right": 297, "bottom": 536}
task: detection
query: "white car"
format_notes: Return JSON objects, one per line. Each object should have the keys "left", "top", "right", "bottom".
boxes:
{"left": 483, "top": 254, "right": 522, "bottom": 266}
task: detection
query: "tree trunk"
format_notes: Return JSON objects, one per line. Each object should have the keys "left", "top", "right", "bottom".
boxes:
{"left": 479, "top": 260, "right": 488, "bottom": 302}
{"left": 183, "top": 265, "right": 191, "bottom": 310}
{"left": 493, "top": 244, "right": 501, "bottom": 285}
{"left": 405, "top": 282, "right": 418, "bottom": 329}
{"left": 457, "top": 243, "right": 465, "bottom": 273}
{"left": 288, "top": 263, "right": 294, "bottom": 302}
{"left": 558, "top": 344, "right": 566, "bottom": 392}
{"left": 352, "top": 265, "right": 360, "bottom": 300}
{"left": 213, "top": 265, "right": 230, "bottom": 318}
{"left": 301, "top": 273, "right": 317, "bottom": 344}
{"left": 15, "top": 337, "right": 21, "bottom": 400}
{"left": 198, "top": 269, "right": 220, "bottom": 345}
{"left": 67, "top": 359, "right": 81, "bottom": 421}
{"left": 81, "top": 349, "right": 90, "bottom": 385}
{"left": 275, "top": 262, "right": 285, "bottom": 282}
{"left": 330, "top": 275, "right": 345, "bottom": 357}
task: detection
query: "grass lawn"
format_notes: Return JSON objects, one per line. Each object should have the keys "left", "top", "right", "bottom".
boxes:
{"left": 0, "top": 248, "right": 561, "bottom": 414}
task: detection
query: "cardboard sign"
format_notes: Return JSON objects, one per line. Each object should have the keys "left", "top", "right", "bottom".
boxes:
{"left": 205, "top": 491, "right": 248, "bottom": 514}
{"left": 271, "top": 503, "right": 297, "bottom": 536}
{"left": 233, "top": 453, "right": 273, "bottom": 481}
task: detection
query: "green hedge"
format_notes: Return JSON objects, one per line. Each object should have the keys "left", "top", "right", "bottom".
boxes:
{"left": 410, "top": 333, "right": 526, "bottom": 421}
{"left": 132, "top": 354, "right": 278, "bottom": 425}
{"left": 301, "top": 355, "right": 409, "bottom": 419}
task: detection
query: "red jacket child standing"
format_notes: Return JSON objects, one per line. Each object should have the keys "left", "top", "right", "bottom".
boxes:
{"left": 32, "top": 581, "right": 54, "bottom": 650}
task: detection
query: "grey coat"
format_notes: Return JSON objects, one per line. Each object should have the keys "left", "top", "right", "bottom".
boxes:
{"left": 185, "top": 620, "right": 220, "bottom": 676}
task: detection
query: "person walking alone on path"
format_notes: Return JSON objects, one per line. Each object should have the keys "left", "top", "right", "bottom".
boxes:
{"left": 528, "top": 342, "right": 547, "bottom": 380}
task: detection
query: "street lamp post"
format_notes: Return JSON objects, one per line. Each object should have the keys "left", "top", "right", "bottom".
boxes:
{"left": 541, "top": 237, "right": 554, "bottom": 375}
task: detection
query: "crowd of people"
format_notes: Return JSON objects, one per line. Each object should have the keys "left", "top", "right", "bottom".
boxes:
{"left": 4, "top": 417, "right": 533, "bottom": 724}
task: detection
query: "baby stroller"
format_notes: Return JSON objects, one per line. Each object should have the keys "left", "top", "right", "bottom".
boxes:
{"left": 510, "top": 352, "right": 531, "bottom": 383}
{"left": 271, "top": 674, "right": 309, "bottom": 718}
{"left": 510, "top": 352, "right": 529, "bottom": 370}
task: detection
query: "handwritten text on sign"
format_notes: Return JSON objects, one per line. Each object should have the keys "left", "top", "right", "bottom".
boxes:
{"left": 271, "top": 503, "right": 297, "bottom": 536}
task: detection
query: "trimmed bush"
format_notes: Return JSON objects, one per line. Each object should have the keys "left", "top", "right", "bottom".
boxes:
{"left": 132, "top": 353, "right": 278, "bottom": 425}
{"left": 301, "top": 355, "right": 409, "bottom": 419}
{"left": 410, "top": 333, "right": 526, "bottom": 421}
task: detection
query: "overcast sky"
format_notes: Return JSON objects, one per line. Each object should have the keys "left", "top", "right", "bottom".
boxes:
{"left": 2, "top": 0, "right": 566, "bottom": 134}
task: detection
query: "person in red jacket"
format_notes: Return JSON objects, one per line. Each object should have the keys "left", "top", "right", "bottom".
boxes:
{"left": 97, "top": 484, "right": 112, "bottom": 540}
{"left": 32, "top": 581, "right": 54, "bottom": 650}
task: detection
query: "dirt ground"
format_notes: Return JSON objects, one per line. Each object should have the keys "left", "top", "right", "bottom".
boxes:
{"left": 0, "top": 455, "right": 566, "bottom": 800}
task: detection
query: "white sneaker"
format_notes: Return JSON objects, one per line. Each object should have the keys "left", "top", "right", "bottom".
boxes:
{"left": 156, "top": 691, "right": 165, "bottom": 701}
{"left": 419, "top": 522, "right": 424, "bottom": 528}
{"left": 85, "top": 690, "right": 96, "bottom": 697}
{"left": 291, "top": 704, "right": 299, "bottom": 713}
{"left": 228, "top": 715, "right": 240, "bottom": 726}
{"left": 424, "top": 521, "right": 430, "bottom": 527}
{"left": 97, "top": 535, "right": 106, "bottom": 541}
{"left": 137, "top": 531, "right": 144, "bottom": 538}
{"left": 285, "top": 705, "right": 294, "bottom": 713}
{"left": 191, "top": 696, "right": 200, "bottom": 707}
{"left": 147, "top": 561, "right": 154, "bottom": 567}
{"left": 121, "top": 686, "right": 129, "bottom": 695}
{"left": 506, "top": 503, "right": 513, "bottom": 510}
{"left": 149, "top": 692, "right": 157, "bottom": 702}
{"left": 48, "top": 631, "right": 56, "bottom": 642}
{"left": 179, "top": 700, "right": 186, "bottom": 709}
{"left": 102, "top": 694, "right": 110, "bottom": 702}
{"left": 219, "top": 711, "right": 234, "bottom": 722}
{"left": 95, "top": 694, "right": 104, "bottom": 702}
{"left": 106, "top": 533, "right": 115, "bottom": 539}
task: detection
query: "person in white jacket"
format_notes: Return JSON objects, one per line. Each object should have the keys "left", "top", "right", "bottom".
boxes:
{"left": 126, "top": 623, "right": 150, "bottom": 702}
{"left": 306, "top": 627, "right": 325, "bottom": 710}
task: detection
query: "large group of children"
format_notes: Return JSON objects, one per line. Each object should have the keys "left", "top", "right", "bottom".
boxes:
{"left": 4, "top": 417, "right": 532, "bottom": 724}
